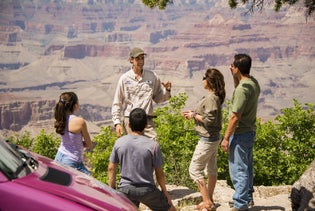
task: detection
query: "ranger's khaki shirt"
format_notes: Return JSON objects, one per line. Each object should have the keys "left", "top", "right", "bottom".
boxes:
{"left": 112, "top": 69, "right": 171, "bottom": 126}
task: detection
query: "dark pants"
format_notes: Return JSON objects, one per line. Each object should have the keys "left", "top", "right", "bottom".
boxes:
{"left": 118, "top": 184, "right": 170, "bottom": 211}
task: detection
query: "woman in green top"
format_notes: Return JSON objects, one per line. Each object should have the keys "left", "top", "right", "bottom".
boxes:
{"left": 182, "top": 68, "right": 226, "bottom": 211}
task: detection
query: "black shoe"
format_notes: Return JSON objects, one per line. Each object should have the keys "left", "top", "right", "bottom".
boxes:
{"left": 248, "top": 200, "right": 254, "bottom": 208}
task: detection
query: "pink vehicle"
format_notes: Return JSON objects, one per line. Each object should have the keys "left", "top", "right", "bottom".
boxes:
{"left": 0, "top": 140, "right": 137, "bottom": 211}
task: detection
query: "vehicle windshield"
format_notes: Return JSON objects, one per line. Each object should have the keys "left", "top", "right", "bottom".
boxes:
{"left": 0, "top": 140, "right": 35, "bottom": 179}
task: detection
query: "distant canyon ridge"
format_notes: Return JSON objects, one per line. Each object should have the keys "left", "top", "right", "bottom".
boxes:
{"left": 0, "top": 0, "right": 314, "bottom": 139}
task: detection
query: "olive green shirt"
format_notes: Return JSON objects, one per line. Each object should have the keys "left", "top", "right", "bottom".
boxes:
{"left": 231, "top": 76, "right": 260, "bottom": 134}
{"left": 194, "top": 92, "right": 222, "bottom": 138}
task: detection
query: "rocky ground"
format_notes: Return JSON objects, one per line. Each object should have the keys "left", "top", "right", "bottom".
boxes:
{"left": 140, "top": 180, "right": 292, "bottom": 211}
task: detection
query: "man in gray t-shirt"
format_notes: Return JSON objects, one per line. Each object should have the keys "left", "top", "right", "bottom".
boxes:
{"left": 108, "top": 108, "right": 175, "bottom": 211}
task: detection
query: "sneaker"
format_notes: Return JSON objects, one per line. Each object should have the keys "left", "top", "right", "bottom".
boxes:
{"left": 230, "top": 208, "right": 249, "bottom": 211}
{"left": 248, "top": 200, "right": 254, "bottom": 208}
{"left": 228, "top": 201, "right": 234, "bottom": 208}
{"left": 228, "top": 200, "right": 254, "bottom": 208}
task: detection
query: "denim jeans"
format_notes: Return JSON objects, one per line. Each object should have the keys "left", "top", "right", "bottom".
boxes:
{"left": 55, "top": 151, "right": 90, "bottom": 175}
{"left": 229, "top": 131, "right": 255, "bottom": 209}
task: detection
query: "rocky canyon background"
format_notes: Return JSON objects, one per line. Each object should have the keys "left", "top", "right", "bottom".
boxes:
{"left": 0, "top": 0, "right": 314, "bottom": 140}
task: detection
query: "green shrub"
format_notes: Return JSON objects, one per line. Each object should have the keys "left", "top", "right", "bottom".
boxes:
{"left": 9, "top": 131, "right": 34, "bottom": 149}
{"left": 85, "top": 126, "right": 117, "bottom": 184}
{"left": 154, "top": 93, "right": 198, "bottom": 189}
{"left": 8, "top": 129, "right": 60, "bottom": 160}
{"left": 254, "top": 99, "right": 315, "bottom": 185}
{"left": 32, "top": 129, "right": 60, "bottom": 159}
{"left": 217, "top": 101, "right": 230, "bottom": 183}
{"left": 8, "top": 96, "right": 314, "bottom": 187}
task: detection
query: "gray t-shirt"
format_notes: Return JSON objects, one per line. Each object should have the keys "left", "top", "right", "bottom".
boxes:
{"left": 110, "top": 134, "right": 164, "bottom": 187}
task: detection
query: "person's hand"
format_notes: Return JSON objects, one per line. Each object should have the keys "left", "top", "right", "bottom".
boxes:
{"left": 163, "top": 190, "right": 176, "bottom": 211}
{"left": 182, "top": 110, "right": 194, "bottom": 120}
{"left": 221, "top": 137, "right": 229, "bottom": 152}
{"left": 115, "top": 124, "right": 123, "bottom": 137}
{"left": 162, "top": 81, "right": 171, "bottom": 91}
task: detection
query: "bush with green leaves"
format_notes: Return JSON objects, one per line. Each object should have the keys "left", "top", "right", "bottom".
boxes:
{"left": 32, "top": 129, "right": 60, "bottom": 159}
{"left": 85, "top": 126, "right": 117, "bottom": 184}
{"left": 155, "top": 96, "right": 314, "bottom": 187}
{"left": 9, "top": 129, "right": 60, "bottom": 159}
{"left": 8, "top": 95, "right": 314, "bottom": 188}
{"left": 8, "top": 131, "right": 34, "bottom": 150}
{"left": 254, "top": 99, "right": 315, "bottom": 185}
{"left": 154, "top": 93, "right": 198, "bottom": 189}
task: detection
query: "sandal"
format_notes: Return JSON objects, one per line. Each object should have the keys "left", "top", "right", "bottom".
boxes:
{"left": 196, "top": 202, "right": 216, "bottom": 211}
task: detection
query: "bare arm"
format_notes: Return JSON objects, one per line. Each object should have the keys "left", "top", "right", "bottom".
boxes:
{"left": 81, "top": 120, "right": 92, "bottom": 149}
{"left": 68, "top": 117, "right": 92, "bottom": 149}
{"left": 221, "top": 112, "right": 241, "bottom": 152}
{"left": 108, "top": 162, "right": 117, "bottom": 189}
{"left": 155, "top": 167, "right": 175, "bottom": 209}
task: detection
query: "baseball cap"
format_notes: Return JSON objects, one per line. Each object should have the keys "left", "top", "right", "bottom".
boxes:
{"left": 129, "top": 47, "right": 146, "bottom": 58}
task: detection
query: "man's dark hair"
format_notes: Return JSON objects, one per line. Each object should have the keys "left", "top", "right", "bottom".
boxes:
{"left": 233, "top": 54, "right": 252, "bottom": 75}
{"left": 129, "top": 108, "right": 147, "bottom": 132}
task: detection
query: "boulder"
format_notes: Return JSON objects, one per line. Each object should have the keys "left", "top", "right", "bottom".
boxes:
{"left": 291, "top": 159, "right": 315, "bottom": 211}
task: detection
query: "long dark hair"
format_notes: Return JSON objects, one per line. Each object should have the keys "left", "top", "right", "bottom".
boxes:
{"left": 54, "top": 92, "right": 78, "bottom": 135}
{"left": 204, "top": 68, "right": 226, "bottom": 104}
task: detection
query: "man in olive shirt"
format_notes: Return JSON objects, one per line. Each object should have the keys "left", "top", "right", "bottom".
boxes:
{"left": 221, "top": 54, "right": 260, "bottom": 211}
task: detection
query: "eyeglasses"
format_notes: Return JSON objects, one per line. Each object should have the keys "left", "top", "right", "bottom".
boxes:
{"left": 202, "top": 76, "right": 206, "bottom": 80}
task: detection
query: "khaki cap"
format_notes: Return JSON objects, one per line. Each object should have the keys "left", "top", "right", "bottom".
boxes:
{"left": 129, "top": 47, "right": 146, "bottom": 58}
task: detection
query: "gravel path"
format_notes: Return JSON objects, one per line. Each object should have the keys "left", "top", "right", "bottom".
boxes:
{"left": 140, "top": 180, "right": 292, "bottom": 211}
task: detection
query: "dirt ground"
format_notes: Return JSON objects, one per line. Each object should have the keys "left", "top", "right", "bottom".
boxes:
{"left": 213, "top": 193, "right": 291, "bottom": 211}
{"left": 140, "top": 181, "right": 292, "bottom": 211}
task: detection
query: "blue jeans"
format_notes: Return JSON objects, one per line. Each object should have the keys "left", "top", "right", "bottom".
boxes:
{"left": 229, "top": 131, "right": 255, "bottom": 209}
{"left": 55, "top": 151, "right": 91, "bottom": 175}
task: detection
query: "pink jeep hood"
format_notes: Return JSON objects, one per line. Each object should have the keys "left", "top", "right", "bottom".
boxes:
{"left": 13, "top": 153, "right": 136, "bottom": 211}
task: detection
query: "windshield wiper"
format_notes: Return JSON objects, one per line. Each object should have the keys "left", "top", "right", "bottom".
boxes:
{"left": 13, "top": 158, "right": 28, "bottom": 178}
{"left": 13, "top": 149, "right": 36, "bottom": 178}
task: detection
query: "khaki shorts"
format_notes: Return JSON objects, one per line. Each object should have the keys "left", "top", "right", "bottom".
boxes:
{"left": 189, "top": 137, "right": 220, "bottom": 181}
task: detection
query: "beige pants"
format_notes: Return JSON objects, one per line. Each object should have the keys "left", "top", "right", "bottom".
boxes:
{"left": 189, "top": 139, "right": 220, "bottom": 181}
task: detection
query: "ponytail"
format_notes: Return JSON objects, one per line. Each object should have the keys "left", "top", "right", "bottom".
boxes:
{"left": 54, "top": 92, "right": 78, "bottom": 135}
